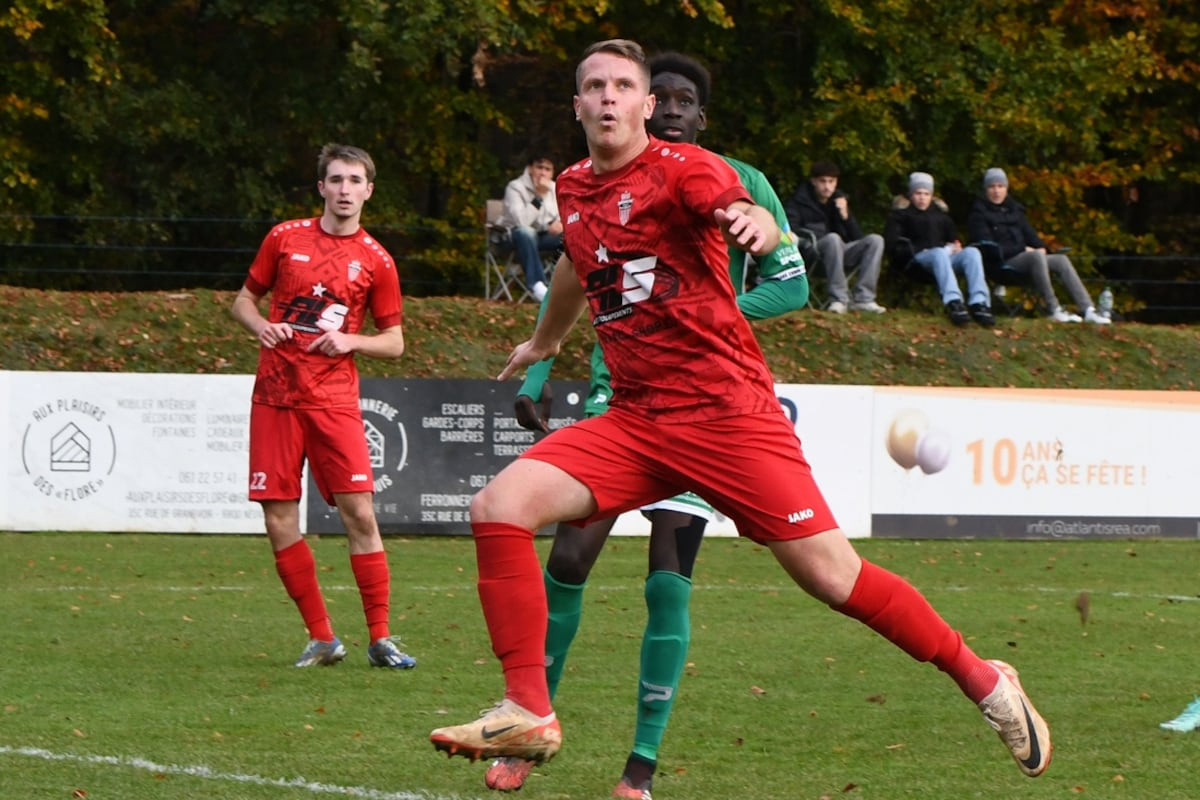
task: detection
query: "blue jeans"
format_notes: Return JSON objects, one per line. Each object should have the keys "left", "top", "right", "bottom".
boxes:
{"left": 510, "top": 226, "right": 562, "bottom": 287}
{"left": 913, "top": 245, "right": 991, "bottom": 305}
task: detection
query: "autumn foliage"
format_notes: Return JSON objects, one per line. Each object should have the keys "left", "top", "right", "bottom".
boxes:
{"left": 2, "top": 1, "right": 1198, "bottom": 293}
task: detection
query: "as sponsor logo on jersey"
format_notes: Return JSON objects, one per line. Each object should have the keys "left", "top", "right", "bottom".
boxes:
{"left": 290, "top": 253, "right": 311, "bottom": 262}
{"left": 620, "top": 255, "right": 657, "bottom": 303}
{"left": 350, "top": 473, "right": 369, "bottom": 482}
{"left": 618, "top": 191, "right": 633, "bottom": 225}
{"left": 567, "top": 212, "right": 580, "bottom": 224}
{"left": 281, "top": 287, "right": 349, "bottom": 334}
{"left": 586, "top": 251, "right": 680, "bottom": 325}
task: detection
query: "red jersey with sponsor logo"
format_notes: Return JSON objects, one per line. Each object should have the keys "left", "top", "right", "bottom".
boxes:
{"left": 244, "top": 218, "right": 402, "bottom": 408}
{"left": 555, "top": 137, "right": 780, "bottom": 421}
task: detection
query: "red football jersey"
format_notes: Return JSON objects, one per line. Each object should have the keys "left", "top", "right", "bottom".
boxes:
{"left": 555, "top": 138, "right": 780, "bottom": 421}
{"left": 244, "top": 218, "right": 402, "bottom": 408}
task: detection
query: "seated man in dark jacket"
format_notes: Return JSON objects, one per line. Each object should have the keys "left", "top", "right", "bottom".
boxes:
{"left": 785, "top": 161, "right": 885, "bottom": 314}
{"left": 883, "top": 172, "right": 994, "bottom": 327}
{"left": 966, "top": 168, "right": 1109, "bottom": 324}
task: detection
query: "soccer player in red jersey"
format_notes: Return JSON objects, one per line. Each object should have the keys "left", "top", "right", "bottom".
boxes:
{"left": 486, "top": 51, "right": 809, "bottom": 800}
{"left": 431, "top": 40, "right": 1050, "bottom": 784}
{"left": 232, "top": 143, "right": 416, "bottom": 670}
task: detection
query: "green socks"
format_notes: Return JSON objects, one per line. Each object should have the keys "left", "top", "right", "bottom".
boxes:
{"left": 543, "top": 568, "right": 586, "bottom": 698}
{"left": 632, "top": 570, "right": 692, "bottom": 764}
{"left": 542, "top": 566, "right": 693, "bottom": 770}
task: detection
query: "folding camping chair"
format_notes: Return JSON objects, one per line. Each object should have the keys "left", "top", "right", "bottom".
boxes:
{"left": 484, "top": 199, "right": 531, "bottom": 302}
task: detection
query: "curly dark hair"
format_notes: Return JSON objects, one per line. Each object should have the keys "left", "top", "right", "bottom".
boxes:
{"left": 647, "top": 51, "right": 712, "bottom": 107}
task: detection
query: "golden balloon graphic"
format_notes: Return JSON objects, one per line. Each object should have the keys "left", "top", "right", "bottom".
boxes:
{"left": 886, "top": 409, "right": 951, "bottom": 474}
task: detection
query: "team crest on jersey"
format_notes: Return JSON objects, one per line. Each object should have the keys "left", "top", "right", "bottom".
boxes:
{"left": 618, "top": 192, "right": 633, "bottom": 225}
{"left": 347, "top": 259, "right": 362, "bottom": 282}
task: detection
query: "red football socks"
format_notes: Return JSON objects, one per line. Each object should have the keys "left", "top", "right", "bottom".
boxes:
{"left": 473, "top": 521, "right": 552, "bottom": 716}
{"left": 834, "top": 558, "right": 1000, "bottom": 703}
{"left": 351, "top": 549, "right": 391, "bottom": 642}
{"left": 274, "top": 539, "right": 335, "bottom": 642}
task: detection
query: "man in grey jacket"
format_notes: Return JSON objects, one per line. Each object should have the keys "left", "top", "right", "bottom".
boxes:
{"left": 500, "top": 155, "right": 563, "bottom": 301}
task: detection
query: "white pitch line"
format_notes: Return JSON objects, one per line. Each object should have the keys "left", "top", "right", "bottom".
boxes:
{"left": 13, "top": 583, "right": 1200, "bottom": 603}
{"left": 0, "top": 745, "right": 480, "bottom": 800}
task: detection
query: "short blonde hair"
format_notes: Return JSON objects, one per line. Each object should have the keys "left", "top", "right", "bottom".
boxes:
{"left": 576, "top": 39, "right": 649, "bottom": 92}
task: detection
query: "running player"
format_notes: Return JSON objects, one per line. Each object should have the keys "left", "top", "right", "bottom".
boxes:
{"left": 231, "top": 143, "right": 416, "bottom": 670}
{"left": 431, "top": 39, "right": 1049, "bottom": 787}
{"left": 485, "top": 51, "right": 807, "bottom": 799}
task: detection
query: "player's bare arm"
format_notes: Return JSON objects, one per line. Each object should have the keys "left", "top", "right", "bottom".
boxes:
{"left": 307, "top": 324, "right": 404, "bottom": 359}
{"left": 715, "top": 201, "right": 780, "bottom": 256}
{"left": 498, "top": 254, "right": 587, "bottom": 381}
{"left": 231, "top": 286, "right": 294, "bottom": 349}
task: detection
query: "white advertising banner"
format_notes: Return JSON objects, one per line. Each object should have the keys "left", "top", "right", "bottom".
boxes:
{"left": 869, "top": 387, "right": 1200, "bottom": 539}
{"left": 1, "top": 371, "right": 263, "bottom": 533}
{"left": 3, "top": 373, "right": 1197, "bottom": 539}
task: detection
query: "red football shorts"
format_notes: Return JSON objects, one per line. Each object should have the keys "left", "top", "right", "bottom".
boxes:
{"left": 248, "top": 403, "right": 374, "bottom": 505}
{"left": 520, "top": 405, "right": 838, "bottom": 542}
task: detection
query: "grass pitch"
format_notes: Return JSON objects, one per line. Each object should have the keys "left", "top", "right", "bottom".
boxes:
{"left": 2, "top": 532, "right": 1198, "bottom": 799}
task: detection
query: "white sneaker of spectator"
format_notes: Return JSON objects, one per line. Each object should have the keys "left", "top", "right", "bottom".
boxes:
{"left": 1048, "top": 306, "right": 1082, "bottom": 323}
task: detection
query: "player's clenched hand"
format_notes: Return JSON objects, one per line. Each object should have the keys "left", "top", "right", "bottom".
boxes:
{"left": 258, "top": 322, "right": 295, "bottom": 349}
{"left": 307, "top": 330, "right": 354, "bottom": 356}
{"left": 514, "top": 384, "right": 554, "bottom": 433}
{"left": 715, "top": 207, "right": 766, "bottom": 253}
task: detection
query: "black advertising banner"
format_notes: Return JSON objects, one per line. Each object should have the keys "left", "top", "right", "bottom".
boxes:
{"left": 305, "top": 378, "right": 588, "bottom": 535}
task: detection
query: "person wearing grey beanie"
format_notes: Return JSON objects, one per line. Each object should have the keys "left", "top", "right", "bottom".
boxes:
{"left": 884, "top": 171, "right": 995, "bottom": 327}
{"left": 966, "top": 168, "right": 1110, "bottom": 324}
{"left": 909, "top": 171, "right": 935, "bottom": 194}
{"left": 982, "top": 168, "right": 1008, "bottom": 191}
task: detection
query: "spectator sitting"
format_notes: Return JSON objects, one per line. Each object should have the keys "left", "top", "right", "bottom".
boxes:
{"left": 966, "top": 168, "right": 1110, "bottom": 324}
{"left": 785, "top": 160, "right": 886, "bottom": 314}
{"left": 884, "top": 171, "right": 994, "bottom": 327}
{"left": 500, "top": 155, "right": 563, "bottom": 301}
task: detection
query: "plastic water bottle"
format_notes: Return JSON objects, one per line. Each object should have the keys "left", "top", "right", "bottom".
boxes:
{"left": 1098, "top": 287, "right": 1114, "bottom": 319}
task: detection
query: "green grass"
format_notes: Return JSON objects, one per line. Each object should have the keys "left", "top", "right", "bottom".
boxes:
{"left": 3, "top": 532, "right": 1200, "bottom": 799}
{"left": 1, "top": 285, "right": 1197, "bottom": 389}
{"left": 3, "top": 287, "right": 1198, "bottom": 797}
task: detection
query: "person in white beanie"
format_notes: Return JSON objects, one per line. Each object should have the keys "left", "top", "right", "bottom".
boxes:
{"left": 966, "top": 168, "right": 1110, "bottom": 324}
{"left": 884, "top": 171, "right": 994, "bottom": 327}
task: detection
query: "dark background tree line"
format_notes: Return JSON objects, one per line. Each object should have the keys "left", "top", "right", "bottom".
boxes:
{"left": 2, "top": 0, "right": 1198, "bottom": 318}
